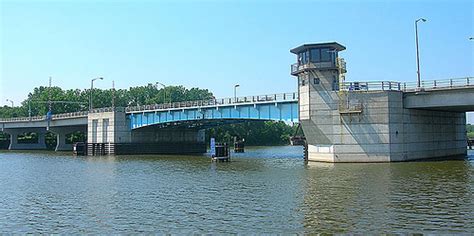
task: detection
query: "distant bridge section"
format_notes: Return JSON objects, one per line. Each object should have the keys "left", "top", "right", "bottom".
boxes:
{"left": 0, "top": 111, "right": 88, "bottom": 129}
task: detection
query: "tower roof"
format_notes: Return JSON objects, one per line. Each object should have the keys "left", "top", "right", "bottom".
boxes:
{"left": 290, "top": 42, "right": 346, "bottom": 54}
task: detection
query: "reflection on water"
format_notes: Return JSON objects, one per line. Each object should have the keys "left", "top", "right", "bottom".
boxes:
{"left": 0, "top": 148, "right": 472, "bottom": 233}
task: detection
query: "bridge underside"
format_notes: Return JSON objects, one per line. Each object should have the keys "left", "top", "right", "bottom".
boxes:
{"left": 133, "top": 118, "right": 270, "bottom": 130}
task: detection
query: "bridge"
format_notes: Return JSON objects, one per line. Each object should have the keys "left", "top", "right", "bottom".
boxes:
{"left": 1, "top": 41, "right": 473, "bottom": 161}
{"left": 0, "top": 93, "right": 298, "bottom": 152}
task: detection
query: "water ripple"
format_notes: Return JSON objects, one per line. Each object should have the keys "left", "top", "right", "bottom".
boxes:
{"left": 0, "top": 148, "right": 472, "bottom": 234}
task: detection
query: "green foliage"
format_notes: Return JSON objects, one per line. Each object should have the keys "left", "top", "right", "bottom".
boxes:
{"left": 207, "top": 121, "right": 297, "bottom": 146}
{"left": 17, "top": 132, "right": 38, "bottom": 144}
{"left": 468, "top": 124, "right": 474, "bottom": 139}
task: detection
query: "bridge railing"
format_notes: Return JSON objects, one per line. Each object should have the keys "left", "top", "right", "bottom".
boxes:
{"left": 340, "top": 81, "right": 402, "bottom": 92}
{"left": 0, "top": 111, "right": 88, "bottom": 123}
{"left": 125, "top": 92, "right": 298, "bottom": 113}
{"left": 402, "top": 77, "right": 473, "bottom": 91}
{"left": 341, "top": 77, "right": 473, "bottom": 92}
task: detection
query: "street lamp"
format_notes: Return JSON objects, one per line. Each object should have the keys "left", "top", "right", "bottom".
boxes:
{"left": 90, "top": 77, "right": 104, "bottom": 111}
{"left": 234, "top": 84, "right": 240, "bottom": 102}
{"left": 415, "top": 18, "right": 427, "bottom": 90}
{"left": 5, "top": 99, "right": 14, "bottom": 107}
{"left": 155, "top": 82, "right": 167, "bottom": 104}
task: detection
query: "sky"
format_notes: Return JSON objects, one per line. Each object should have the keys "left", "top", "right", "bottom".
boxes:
{"left": 0, "top": 0, "right": 473, "bottom": 121}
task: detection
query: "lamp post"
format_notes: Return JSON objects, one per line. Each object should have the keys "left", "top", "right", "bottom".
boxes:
{"left": 155, "top": 82, "right": 167, "bottom": 104}
{"left": 90, "top": 77, "right": 104, "bottom": 111}
{"left": 5, "top": 99, "right": 13, "bottom": 107}
{"left": 28, "top": 98, "right": 31, "bottom": 120}
{"left": 234, "top": 84, "right": 240, "bottom": 103}
{"left": 415, "top": 18, "right": 427, "bottom": 90}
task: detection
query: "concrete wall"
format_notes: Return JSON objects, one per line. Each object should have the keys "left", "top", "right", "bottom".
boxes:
{"left": 87, "top": 111, "right": 131, "bottom": 144}
{"left": 298, "top": 66, "right": 345, "bottom": 162}
{"left": 389, "top": 92, "right": 466, "bottom": 161}
{"left": 301, "top": 89, "right": 467, "bottom": 162}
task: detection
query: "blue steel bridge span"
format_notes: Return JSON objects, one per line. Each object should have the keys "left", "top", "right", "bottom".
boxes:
{"left": 125, "top": 92, "right": 299, "bottom": 129}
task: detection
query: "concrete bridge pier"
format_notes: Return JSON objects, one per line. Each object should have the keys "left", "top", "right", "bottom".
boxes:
{"left": 3, "top": 128, "right": 48, "bottom": 150}
{"left": 290, "top": 42, "right": 471, "bottom": 162}
{"left": 49, "top": 126, "right": 87, "bottom": 151}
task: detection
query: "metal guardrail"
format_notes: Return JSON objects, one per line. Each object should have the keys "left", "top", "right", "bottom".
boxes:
{"left": 340, "top": 77, "right": 474, "bottom": 92}
{"left": 125, "top": 92, "right": 298, "bottom": 113}
{"left": 0, "top": 111, "right": 88, "bottom": 123}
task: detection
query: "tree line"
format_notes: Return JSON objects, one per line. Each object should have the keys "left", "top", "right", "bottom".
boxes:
{"left": 468, "top": 124, "right": 474, "bottom": 139}
{"left": 0, "top": 84, "right": 296, "bottom": 146}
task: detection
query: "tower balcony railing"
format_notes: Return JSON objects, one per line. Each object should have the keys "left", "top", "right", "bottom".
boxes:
{"left": 291, "top": 59, "right": 345, "bottom": 75}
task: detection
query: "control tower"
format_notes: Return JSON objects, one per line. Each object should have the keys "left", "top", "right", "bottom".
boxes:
{"left": 290, "top": 42, "right": 467, "bottom": 162}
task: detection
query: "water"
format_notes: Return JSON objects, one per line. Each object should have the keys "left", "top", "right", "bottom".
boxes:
{"left": 0, "top": 147, "right": 473, "bottom": 234}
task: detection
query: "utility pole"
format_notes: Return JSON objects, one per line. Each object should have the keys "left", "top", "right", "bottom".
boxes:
{"left": 112, "top": 80, "right": 116, "bottom": 109}
{"left": 415, "top": 18, "right": 427, "bottom": 91}
{"left": 28, "top": 98, "right": 31, "bottom": 121}
{"left": 234, "top": 84, "right": 240, "bottom": 102}
{"left": 156, "top": 82, "right": 167, "bottom": 104}
{"left": 90, "top": 77, "right": 104, "bottom": 111}
{"left": 47, "top": 77, "right": 52, "bottom": 131}
{"left": 48, "top": 77, "right": 52, "bottom": 114}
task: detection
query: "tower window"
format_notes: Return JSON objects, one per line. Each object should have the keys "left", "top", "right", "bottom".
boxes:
{"left": 321, "top": 48, "right": 333, "bottom": 62}
{"left": 310, "top": 49, "right": 321, "bottom": 62}
{"left": 313, "top": 78, "right": 320, "bottom": 84}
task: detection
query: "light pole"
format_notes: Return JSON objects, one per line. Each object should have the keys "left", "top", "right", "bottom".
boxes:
{"left": 90, "top": 77, "right": 104, "bottom": 111}
{"left": 112, "top": 80, "right": 115, "bottom": 109}
{"left": 155, "top": 82, "right": 167, "bottom": 104}
{"left": 415, "top": 18, "right": 427, "bottom": 90}
{"left": 5, "top": 99, "right": 13, "bottom": 107}
{"left": 28, "top": 98, "right": 31, "bottom": 120}
{"left": 234, "top": 84, "right": 240, "bottom": 102}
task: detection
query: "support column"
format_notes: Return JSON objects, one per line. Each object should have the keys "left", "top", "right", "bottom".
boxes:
{"left": 50, "top": 126, "right": 87, "bottom": 151}
{"left": 3, "top": 128, "right": 48, "bottom": 150}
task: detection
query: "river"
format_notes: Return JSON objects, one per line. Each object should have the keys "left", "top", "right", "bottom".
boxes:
{"left": 0, "top": 147, "right": 473, "bottom": 233}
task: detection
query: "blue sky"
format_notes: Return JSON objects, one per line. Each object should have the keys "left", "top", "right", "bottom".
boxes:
{"left": 1, "top": 0, "right": 473, "bottom": 120}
